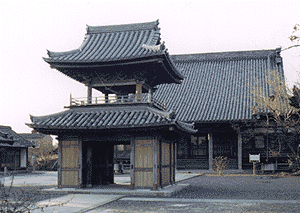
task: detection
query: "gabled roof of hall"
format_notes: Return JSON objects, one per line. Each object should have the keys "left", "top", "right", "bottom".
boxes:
{"left": 153, "top": 48, "right": 283, "bottom": 123}
{"left": 0, "top": 125, "right": 34, "bottom": 148}
{"left": 27, "top": 104, "right": 197, "bottom": 134}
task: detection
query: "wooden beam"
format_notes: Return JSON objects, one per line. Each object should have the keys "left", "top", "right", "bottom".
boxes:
{"left": 91, "top": 80, "right": 144, "bottom": 87}
{"left": 50, "top": 58, "right": 161, "bottom": 68}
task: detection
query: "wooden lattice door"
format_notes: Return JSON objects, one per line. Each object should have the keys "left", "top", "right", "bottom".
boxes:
{"left": 134, "top": 139, "right": 153, "bottom": 188}
{"left": 59, "top": 140, "right": 81, "bottom": 188}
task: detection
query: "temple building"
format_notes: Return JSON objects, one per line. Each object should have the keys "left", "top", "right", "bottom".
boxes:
{"left": 27, "top": 20, "right": 197, "bottom": 189}
{"left": 27, "top": 20, "right": 290, "bottom": 188}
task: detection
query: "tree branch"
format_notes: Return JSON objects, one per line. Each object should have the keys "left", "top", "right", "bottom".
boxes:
{"left": 282, "top": 44, "right": 300, "bottom": 51}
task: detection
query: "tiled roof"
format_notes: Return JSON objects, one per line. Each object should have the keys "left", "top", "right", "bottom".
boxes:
{"left": 153, "top": 48, "right": 283, "bottom": 122}
{"left": 0, "top": 126, "right": 34, "bottom": 147}
{"left": 28, "top": 105, "right": 197, "bottom": 134}
{"left": 20, "top": 133, "right": 48, "bottom": 139}
{"left": 171, "top": 49, "right": 281, "bottom": 62}
{"left": 44, "top": 20, "right": 184, "bottom": 87}
{"left": 45, "top": 20, "right": 166, "bottom": 63}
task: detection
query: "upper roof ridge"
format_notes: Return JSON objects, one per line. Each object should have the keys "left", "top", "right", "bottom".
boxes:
{"left": 171, "top": 48, "right": 282, "bottom": 62}
{"left": 87, "top": 20, "right": 159, "bottom": 34}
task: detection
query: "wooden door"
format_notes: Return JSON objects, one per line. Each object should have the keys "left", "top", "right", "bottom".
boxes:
{"left": 134, "top": 139, "right": 153, "bottom": 188}
{"left": 59, "top": 140, "right": 81, "bottom": 188}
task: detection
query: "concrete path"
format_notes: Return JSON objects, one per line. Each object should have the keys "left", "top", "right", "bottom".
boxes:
{"left": 2, "top": 170, "right": 204, "bottom": 187}
{"left": 2, "top": 170, "right": 257, "bottom": 212}
{"left": 1, "top": 170, "right": 206, "bottom": 212}
{"left": 2, "top": 171, "right": 58, "bottom": 187}
{"left": 32, "top": 194, "right": 124, "bottom": 213}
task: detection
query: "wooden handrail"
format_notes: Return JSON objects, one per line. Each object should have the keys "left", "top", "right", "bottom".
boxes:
{"left": 69, "top": 94, "right": 164, "bottom": 108}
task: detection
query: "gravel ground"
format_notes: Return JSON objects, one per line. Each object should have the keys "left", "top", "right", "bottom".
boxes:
{"left": 172, "top": 174, "right": 300, "bottom": 200}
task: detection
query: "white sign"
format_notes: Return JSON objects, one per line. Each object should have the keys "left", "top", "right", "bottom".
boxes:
{"left": 249, "top": 154, "right": 260, "bottom": 162}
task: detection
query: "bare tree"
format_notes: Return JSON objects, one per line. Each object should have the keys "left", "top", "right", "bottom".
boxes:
{"left": 0, "top": 175, "right": 72, "bottom": 212}
{"left": 283, "top": 23, "right": 300, "bottom": 51}
{"left": 30, "top": 145, "right": 58, "bottom": 171}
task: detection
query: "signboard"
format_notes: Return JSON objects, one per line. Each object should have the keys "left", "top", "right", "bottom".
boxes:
{"left": 249, "top": 154, "right": 260, "bottom": 162}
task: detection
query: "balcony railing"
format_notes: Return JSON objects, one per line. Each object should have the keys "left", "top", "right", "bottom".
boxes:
{"left": 69, "top": 94, "right": 164, "bottom": 108}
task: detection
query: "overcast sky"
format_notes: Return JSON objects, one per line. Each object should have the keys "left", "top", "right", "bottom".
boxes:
{"left": 0, "top": 0, "right": 299, "bottom": 138}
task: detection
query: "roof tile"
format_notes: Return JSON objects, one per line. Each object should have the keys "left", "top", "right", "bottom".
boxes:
{"left": 153, "top": 48, "right": 283, "bottom": 122}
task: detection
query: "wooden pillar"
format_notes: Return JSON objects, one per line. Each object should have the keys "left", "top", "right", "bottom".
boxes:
{"left": 70, "top": 93, "right": 73, "bottom": 106}
{"left": 14, "top": 151, "right": 17, "bottom": 171}
{"left": 208, "top": 132, "right": 213, "bottom": 170}
{"left": 238, "top": 133, "right": 243, "bottom": 170}
{"left": 158, "top": 139, "right": 162, "bottom": 188}
{"left": 153, "top": 139, "right": 159, "bottom": 190}
{"left": 136, "top": 82, "right": 142, "bottom": 102}
{"left": 130, "top": 140, "right": 135, "bottom": 189}
{"left": 87, "top": 84, "right": 92, "bottom": 104}
{"left": 58, "top": 139, "right": 62, "bottom": 188}
{"left": 26, "top": 148, "right": 29, "bottom": 170}
{"left": 78, "top": 140, "right": 82, "bottom": 187}
{"left": 169, "top": 143, "right": 172, "bottom": 184}
{"left": 105, "top": 93, "right": 109, "bottom": 103}
{"left": 175, "top": 142, "right": 177, "bottom": 171}
{"left": 109, "top": 145, "right": 114, "bottom": 184}
{"left": 148, "top": 88, "right": 153, "bottom": 103}
{"left": 86, "top": 145, "right": 93, "bottom": 187}
{"left": 171, "top": 142, "right": 175, "bottom": 184}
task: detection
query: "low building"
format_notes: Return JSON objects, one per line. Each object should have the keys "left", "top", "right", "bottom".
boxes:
{"left": 20, "top": 131, "right": 53, "bottom": 163}
{"left": 0, "top": 126, "right": 34, "bottom": 170}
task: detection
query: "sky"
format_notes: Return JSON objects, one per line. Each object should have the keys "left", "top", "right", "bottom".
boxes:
{"left": 0, "top": 0, "right": 299, "bottom": 141}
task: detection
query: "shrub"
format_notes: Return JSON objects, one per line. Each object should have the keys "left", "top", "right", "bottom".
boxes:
{"left": 288, "top": 154, "right": 300, "bottom": 173}
{"left": 212, "top": 156, "right": 229, "bottom": 175}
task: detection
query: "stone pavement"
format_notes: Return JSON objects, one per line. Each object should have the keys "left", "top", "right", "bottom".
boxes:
{"left": 2, "top": 170, "right": 208, "bottom": 212}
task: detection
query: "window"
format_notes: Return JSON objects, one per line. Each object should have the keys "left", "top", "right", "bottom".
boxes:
{"left": 255, "top": 135, "right": 265, "bottom": 148}
{"left": 117, "top": 145, "right": 124, "bottom": 151}
{"left": 190, "top": 136, "right": 208, "bottom": 156}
